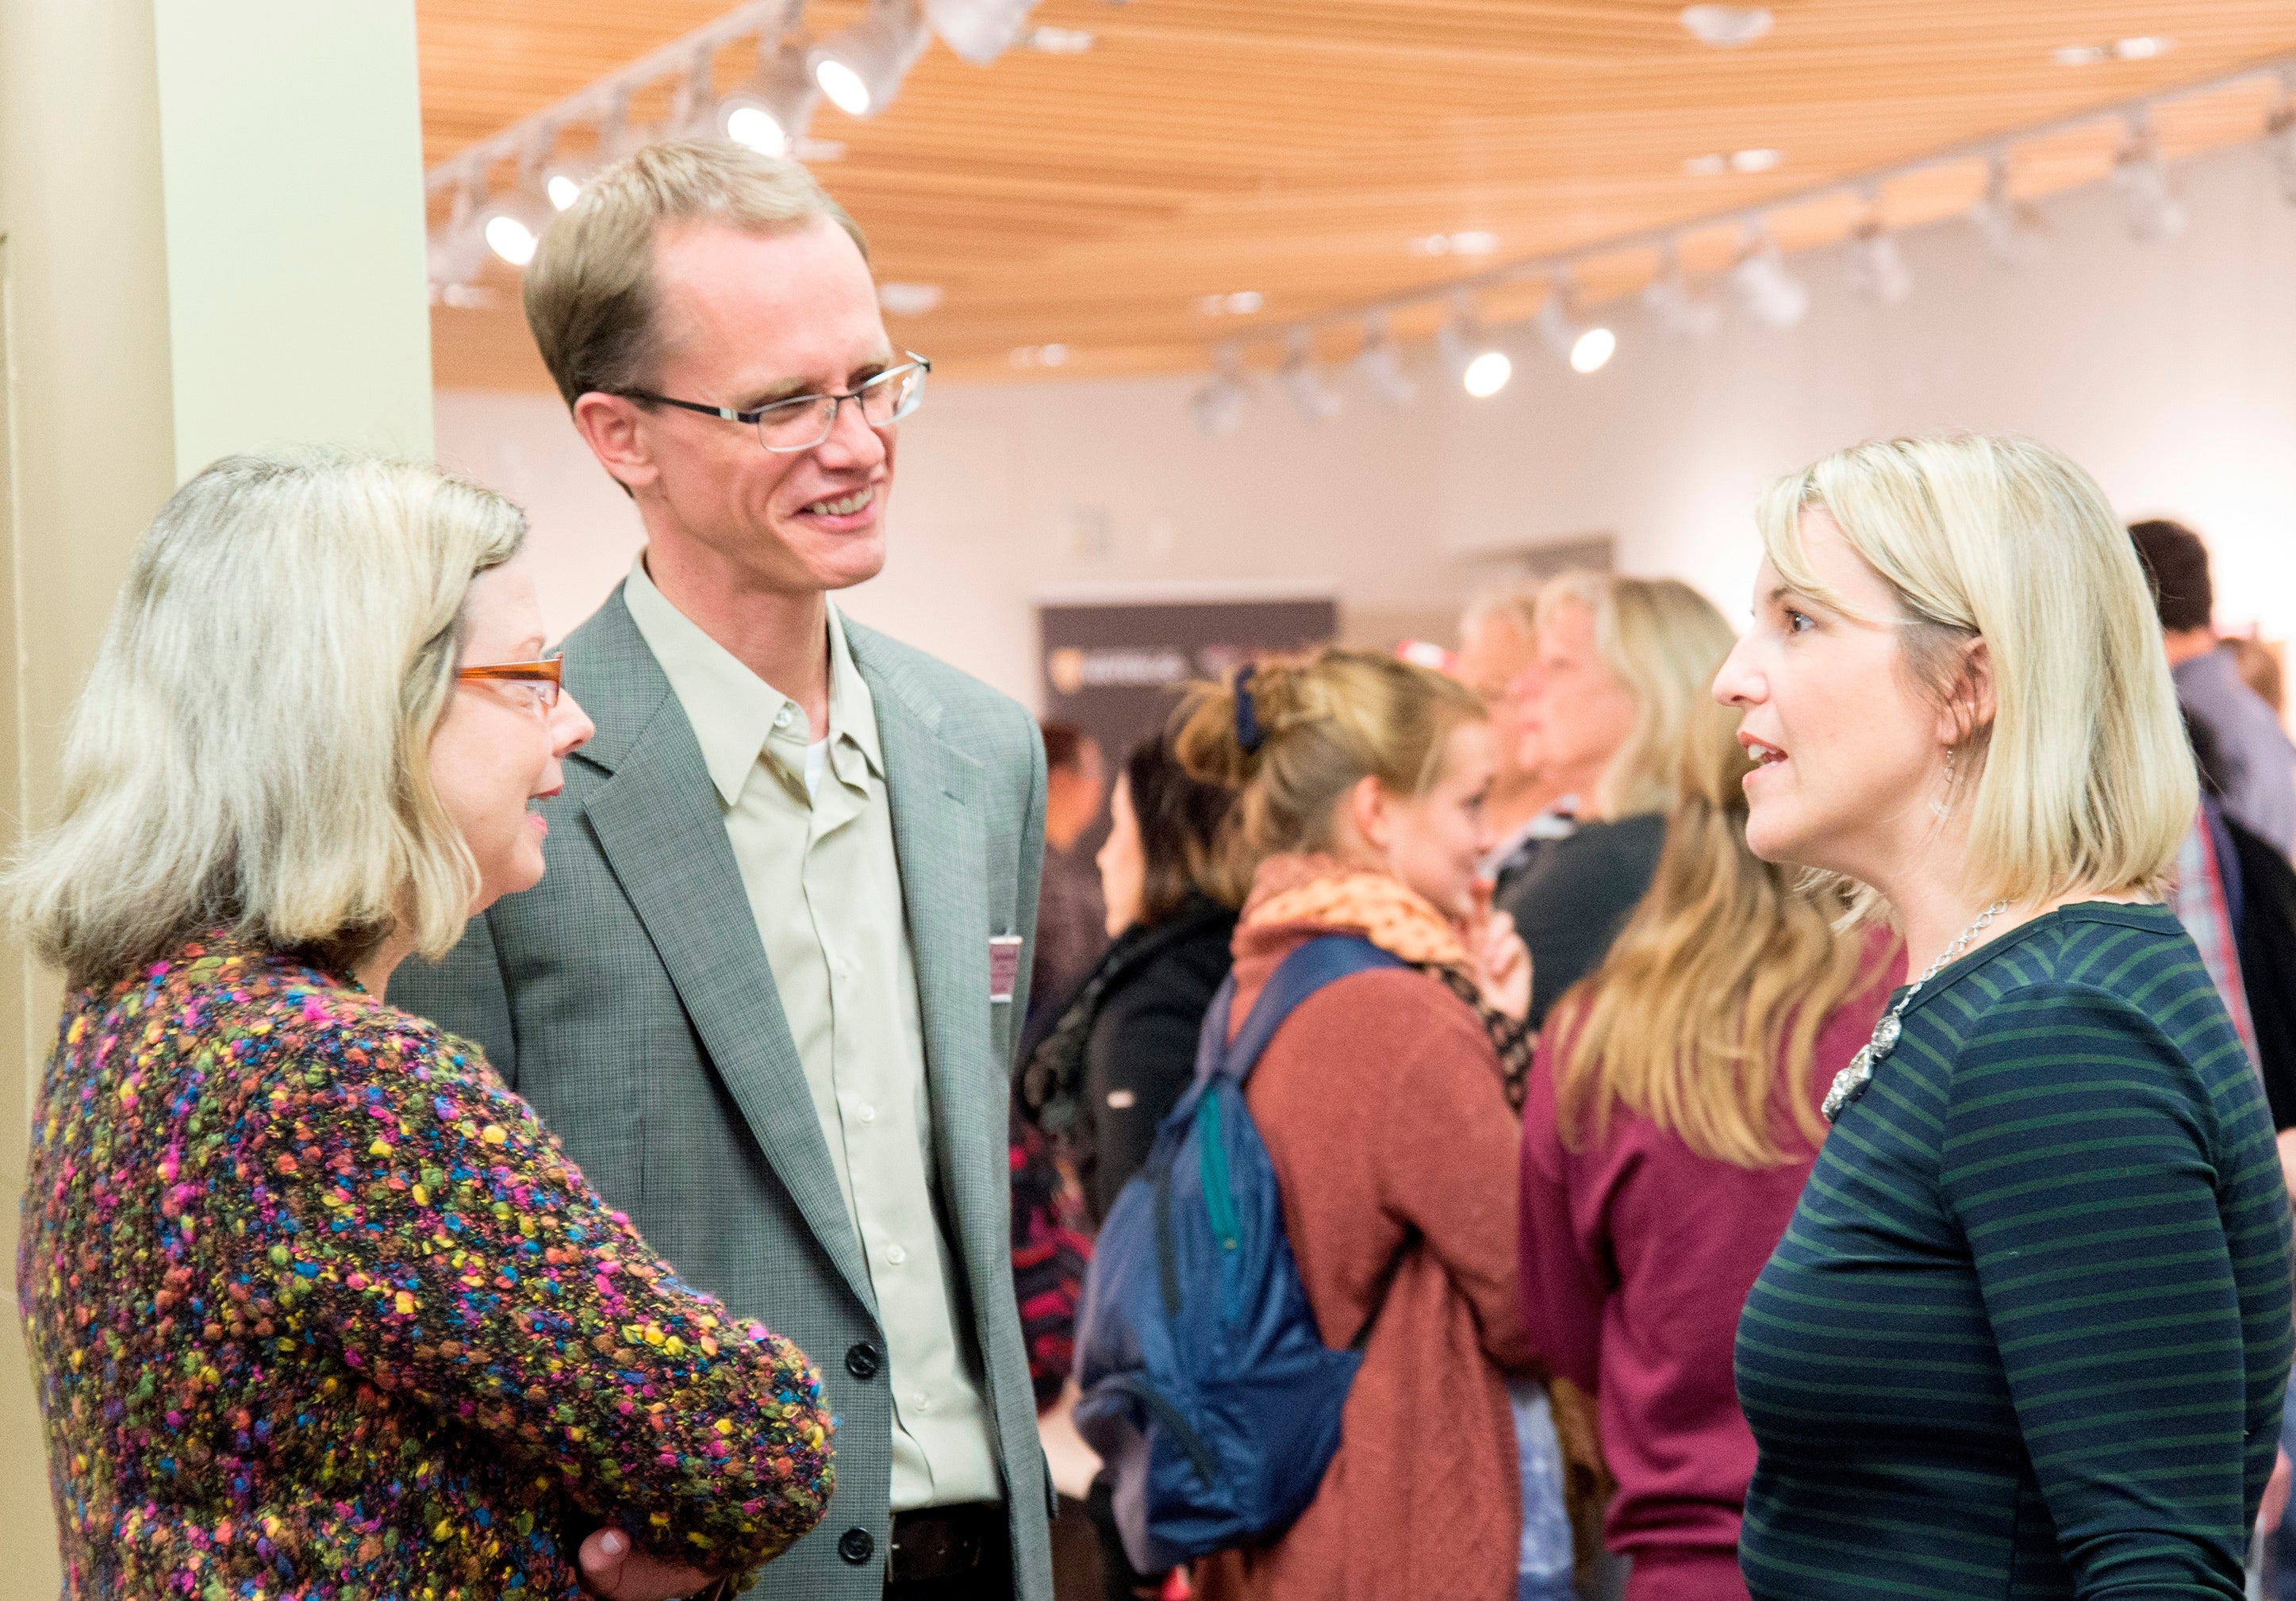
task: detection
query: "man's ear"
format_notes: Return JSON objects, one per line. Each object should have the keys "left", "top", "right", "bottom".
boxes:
{"left": 1935, "top": 636, "right": 1996, "bottom": 747}
{"left": 570, "top": 392, "right": 658, "bottom": 495}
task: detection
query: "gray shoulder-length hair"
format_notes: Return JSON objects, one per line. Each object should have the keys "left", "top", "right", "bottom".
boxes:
{"left": 6, "top": 450, "right": 527, "bottom": 988}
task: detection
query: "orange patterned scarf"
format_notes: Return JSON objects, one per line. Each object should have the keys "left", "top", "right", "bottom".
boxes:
{"left": 1241, "top": 852, "right": 1472, "bottom": 973}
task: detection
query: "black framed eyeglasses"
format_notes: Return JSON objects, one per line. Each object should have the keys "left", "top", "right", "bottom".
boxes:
{"left": 620, "top": 355, "right": 931, "bottom": 453}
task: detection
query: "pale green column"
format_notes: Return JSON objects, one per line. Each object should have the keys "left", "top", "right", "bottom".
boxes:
{"left": 0, "top": 1, "right": 432, "bottom": 1577}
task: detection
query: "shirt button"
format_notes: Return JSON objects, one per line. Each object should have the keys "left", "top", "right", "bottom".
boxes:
{"left": 912, "top": 1392, "right": 931, "bottom": 1412}
{"left": 885, "top": 1244, "right": 907, "bottom": 1267}
{"left": 857, "top": 1103, "right": 877, "bottom": 1124}
{"left": 837, "top": 1527, "right": 875, "bottom": 1566}
{"left": 774, "top": 705, "right": 795, "bottom": 729}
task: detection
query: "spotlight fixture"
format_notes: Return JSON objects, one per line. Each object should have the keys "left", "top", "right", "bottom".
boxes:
{"left": 1730, "top": 225, "right": 1810, "bottom": 328}
{"left": 1641, "top": 241, "right": 1721, "bottom": 338}
{"left": 812, "top": 0, "right": 931, "bottom": 117}
{"left": 1280, "top": 332, "right": 1343, "bottom": 423}
{"left": 1845, "top": 194, "right": 1912, "bottom": 304}
{"left": 2268, "top": 72, "right": 2296, "bottom": 205}
{"left": 1461, "top": 351, "right": 1514, "bottom": 399}
{"left": 1679, "top": 5, "right": 1773, "bottom": 47}
{"left": 1437, "top": 295, "right": 1513, "bottom": 397}
{"left": 1968, "top": 152, "right": 2045, "bottom": 263}
{"left": 1569, "top": 328, "right": 1617, "bottom": 374}
{"left": 1009, "top": 343, "right": 1071, "bottom": 369}
{"left": 427, "top": 185, "right": 489, "bottom": 289}
{"left": 1536, "top": 277, "right": 1614, "bottom": 371}
{"left": 2110, "top": 113, "right": 2186, "bottom": 241}
{"left": 1353, "top": 313, "right": 1418, "bottom": 406}
{"left": 927, "top": 0, "right": 1041, "bottom": 66}
{"left": 1023, "top": 25, "right": 1095, "bottom": 53}
{"left": 1198, "top": 290, "right": 1265, "bottom": 316}
{"left": 717, "top": 36, "right": 820, "bottom": 157}
{"left": 1189, "top": 347, "right": 1249, "bottom": 438}
{"left": 476, "top": 168, "right": 555, "bottom": 269}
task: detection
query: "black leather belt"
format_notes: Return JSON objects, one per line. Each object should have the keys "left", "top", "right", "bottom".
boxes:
{"left": 888, "top": 1501, "right": 1008, "bottom": 1588}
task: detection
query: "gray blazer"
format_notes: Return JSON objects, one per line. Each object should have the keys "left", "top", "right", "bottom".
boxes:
{"left": 390, "top": 585, "right": 1054, "bottom": 1599}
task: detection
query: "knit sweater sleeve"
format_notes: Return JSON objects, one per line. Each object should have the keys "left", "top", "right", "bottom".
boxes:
{"left": 1938, "top": 978, "right": 2252, "bottom": 1598}
{"left": 241, "top": 1000, "right": 833, "bottom": 1577}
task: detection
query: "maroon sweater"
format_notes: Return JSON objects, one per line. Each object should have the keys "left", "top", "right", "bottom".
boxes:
{"left": 1517, "top": 958, "right": 1895, "bottom": 1561}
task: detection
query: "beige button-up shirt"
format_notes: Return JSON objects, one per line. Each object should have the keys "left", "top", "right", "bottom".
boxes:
{"left": 624, "top": 557, "right": 1001, "bottom": 1512}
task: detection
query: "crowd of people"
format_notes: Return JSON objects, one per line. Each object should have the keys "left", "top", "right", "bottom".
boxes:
{"left": 14, "top": 138, "right": 2296, "bottom": 1601}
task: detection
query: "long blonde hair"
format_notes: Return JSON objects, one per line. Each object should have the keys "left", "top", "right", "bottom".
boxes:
{"left": 1758, "top": 434, "right": 2192, "bottom": 904}
{"left": 1549, "top": 579, "right": 1888, "bottom": 1167}
{"left": 5, "top": 451, "right": 527, "bottom": 987}
{"left": 1173, "top": 647, "right": 1483, "bottom": 854}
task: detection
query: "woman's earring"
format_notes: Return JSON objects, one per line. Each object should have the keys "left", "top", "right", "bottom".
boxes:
{"left": 1931, "top": 747, "right": 1959, "bottom": 820}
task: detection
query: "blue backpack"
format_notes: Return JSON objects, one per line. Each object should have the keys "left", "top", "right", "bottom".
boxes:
{"left": 1071, "top": 934, "right": 1404, "bottom": 1572}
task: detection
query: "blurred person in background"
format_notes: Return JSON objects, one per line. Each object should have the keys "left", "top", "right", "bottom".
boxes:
{"left": 13, "top": 453, "right": 833, "bottom": 1601}
{"left": 1173, "top": 648, "right": 1585, "bottom": 1601}
{"left": 1024, "top": 731, "right": 1248, "bottom": 1223}
{"left": 1720, "top": 436, "right": 2290, "bottom": 1599}
{"left": 2232, "top": 635, "right": 2285, "bottom": 718}
{"left": 2129, "top": 517, "right": 2296, "bottom": 854}
{"left": 1519, "top": 578, "right": 1898, "bottom": 1601}
{"left": 1499, "top": 574, "right": 1717, "bottom": 1031}
{"left": 1459, "top": 582, "right": 1578, "bottom": 899}
{"left": 1024, "top": 723, "right": 1112, "bottom": 1059}
{"left": 1019, "top": 729, "right": 1250, "bottom": 1601}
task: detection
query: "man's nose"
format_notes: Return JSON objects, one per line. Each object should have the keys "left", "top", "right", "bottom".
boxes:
{"left": 813, "top": 394, "right": 888, "bottom": 467}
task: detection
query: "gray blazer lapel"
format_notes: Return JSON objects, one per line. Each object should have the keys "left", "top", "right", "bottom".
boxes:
{"left": 860, "top": 659, "right": 1007, "bottom": 1313}
{"left": 572, "top": 594, "right": 876, "bottom": 1317}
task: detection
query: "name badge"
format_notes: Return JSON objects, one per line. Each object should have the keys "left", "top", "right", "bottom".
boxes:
{"left": 989, "top": 935, "right": 1024, "bottom": 1004}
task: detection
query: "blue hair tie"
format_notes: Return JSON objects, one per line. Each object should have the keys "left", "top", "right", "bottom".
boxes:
{"left": 1233, "top": 666, "right": 1264, "bottom": 754}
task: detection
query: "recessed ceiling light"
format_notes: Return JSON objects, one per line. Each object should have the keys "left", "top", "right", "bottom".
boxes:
{"left": 2054, "top": 36, "right": 2175, "bottom": 65}
{"left": 1685, "top": 148, "right": 1780, "bottom": 175}
{"left": 1198, "top": 290, "right": 1265, "bottom": 316}
{"left": 1023, "top": 26, "right": 1095, "bottom": 52}
{"left": 878, "top": 282, "right": 943, "bottom": 316}
{"left": 1569, "top": 328, "right": 1617, "bottom": 374}
{"left": 1411, "top": 230, "right": 1501, "bottom": 256}
{"left": 1679, "top": 6, "right": 1773, "bottom": 47}
{"left": 1008, "top": 343, "right": 1072, "bottom": 369}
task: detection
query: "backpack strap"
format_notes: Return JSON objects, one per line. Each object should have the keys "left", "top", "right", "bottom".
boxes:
{"left": 1208, "top": 934, "right": 1407, "bottom": 1088}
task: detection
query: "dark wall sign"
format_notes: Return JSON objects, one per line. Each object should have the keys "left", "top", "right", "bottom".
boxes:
{"left": 1038, "top": 593, "right": 1340, "bottom": 773}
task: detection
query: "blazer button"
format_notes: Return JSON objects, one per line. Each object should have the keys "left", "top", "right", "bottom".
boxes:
{"left": 838, "top": 1527, "right": 876, "bottom": 1565}
{"left": 846, "top": 1342, "right": 883, "bottom": 1380}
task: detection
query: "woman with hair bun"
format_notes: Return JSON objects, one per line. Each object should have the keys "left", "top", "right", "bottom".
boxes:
{"left": 1173, "top": 647, "right": 1576, "bottom": 1601}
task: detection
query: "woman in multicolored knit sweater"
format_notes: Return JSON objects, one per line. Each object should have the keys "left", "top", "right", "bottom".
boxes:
{"left": 12, "top": 454, "right": 833, "bottom": 1600}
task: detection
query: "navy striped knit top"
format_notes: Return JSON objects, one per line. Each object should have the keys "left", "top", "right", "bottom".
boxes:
{"left": 1735, "top": 902, "right": 2293, "bottom": 1599}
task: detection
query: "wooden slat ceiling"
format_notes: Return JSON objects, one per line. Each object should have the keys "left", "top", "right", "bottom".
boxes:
{"left": 421, "top": 0, "right": 2296, "bottom": 390}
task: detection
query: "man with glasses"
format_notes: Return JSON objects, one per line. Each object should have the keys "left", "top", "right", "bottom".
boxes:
{"left": 392, "top": 142, "right": 1054, "bottom": 1601}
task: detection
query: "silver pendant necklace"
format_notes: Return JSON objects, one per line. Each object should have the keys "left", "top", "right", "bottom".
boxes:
{"left": 1822, "top": 898, "right": 2010, "bottom": 1123}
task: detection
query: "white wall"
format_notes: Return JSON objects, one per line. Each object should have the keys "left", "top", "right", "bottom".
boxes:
{"left": 436, "top": 138, "right": 2296, "bottom": 708}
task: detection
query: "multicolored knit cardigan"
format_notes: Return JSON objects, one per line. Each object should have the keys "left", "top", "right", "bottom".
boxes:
{"left": 17, "top": 934, "right": 834, "bottom": 1600}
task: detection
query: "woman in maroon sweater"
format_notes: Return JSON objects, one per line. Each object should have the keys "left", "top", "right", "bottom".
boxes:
{"left": 1174, "top": 647, "right": 1555, "bottom": 1601}
{"left": 1517, "top": 577, "right": 1898, "bottom": 1601}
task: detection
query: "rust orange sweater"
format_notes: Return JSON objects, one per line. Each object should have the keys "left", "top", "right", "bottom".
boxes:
{"left": 1198, "top": 919, "right": 1536, "bottom": 1601}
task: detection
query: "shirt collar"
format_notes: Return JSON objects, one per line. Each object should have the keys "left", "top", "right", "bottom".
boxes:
{"left": 622, "top": 554, "right": 882, "bottom": 807}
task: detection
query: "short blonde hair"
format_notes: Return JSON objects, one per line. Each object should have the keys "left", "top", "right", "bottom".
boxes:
{"left": 1535, "top": 572, "right": 1741, "bottom": 820}
{"left": 1757, "top": 434, "right": 2193, "bottom": 904}
{"left": 525, "top": 140, "right": 868, "bottom": 409}
{"left": 1173, "top": 647, "right": 1484, "bottom": 855}
{"left": 5, "top": 451, "right": 527, "bottom": 987}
